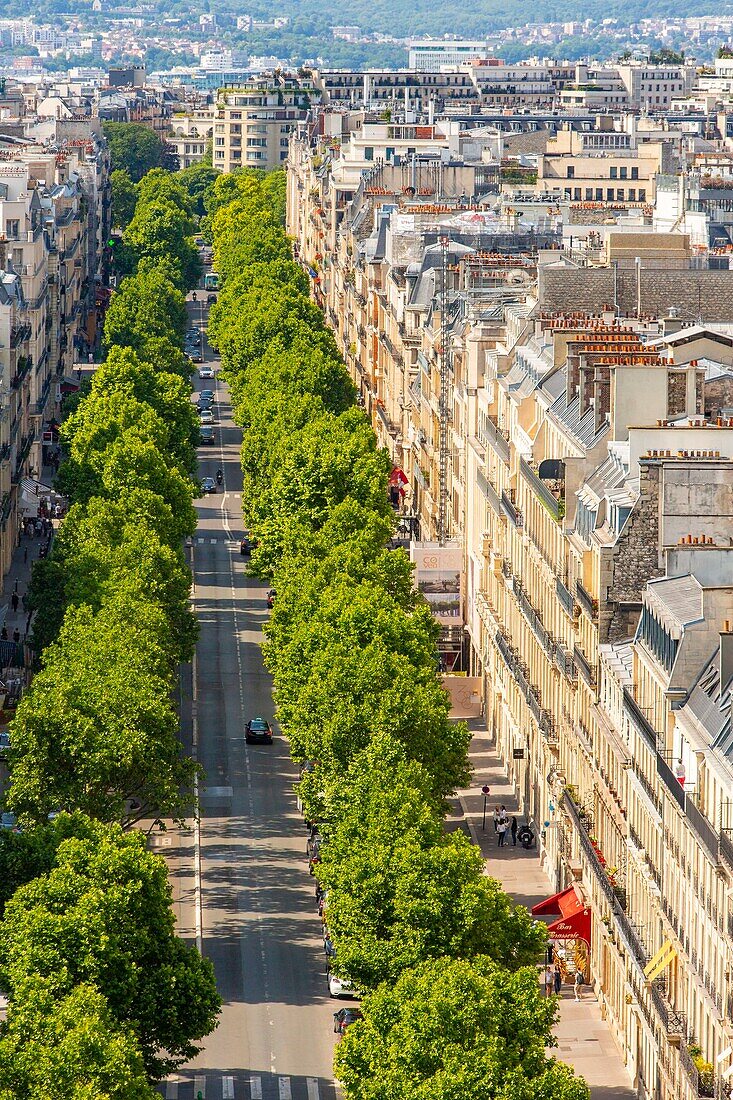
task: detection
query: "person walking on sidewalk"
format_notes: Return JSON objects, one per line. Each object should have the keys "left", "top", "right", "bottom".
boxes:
{"left": 497, "top": 816, "right": 508, "bottom": 847}
{"left": 554, "top": 962, "right": 562, "bottom": 995}
{"left": 10, "top": 592, "right": 18, "bottom": 614}
{"left": 493, "top": 807, "right": 500, "bottom": 834}
{"left": 543, "top": 966, "right": 554, "bottom": 998}
{"left": 510, "top": 815, "right": 518, "bottom": 846}
{"left": 574, "top": 969, "right": 584, "bottom": 1001}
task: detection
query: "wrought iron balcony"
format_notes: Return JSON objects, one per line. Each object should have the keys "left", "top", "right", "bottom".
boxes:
{"left": 576, "top": 579, "right": 598, "bottom": 619}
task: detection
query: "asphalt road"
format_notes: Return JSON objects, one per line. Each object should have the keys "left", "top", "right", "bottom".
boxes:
{"left": 163, "top": 302, "right": 341, "bottom": 1100}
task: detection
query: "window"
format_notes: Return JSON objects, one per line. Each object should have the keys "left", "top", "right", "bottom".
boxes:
{"left": 5, "top": 219, "right": 20, "bottom": 239}
{"left": 573, "top": 187, "right": 581, "bottom": 200}
{"left": 629, "top": 188, "right": 636, "bottom": 201}
{"left": 610, "top": 166, "right": 618, "bottom": 179}
{"left": 566, "top": 165, "right": 575, "bottom": 178}
{"left": 606, "top": 187, "right": 614, "bottom": 200}
{"left": 386, "top": 146, "right": 395, "bottom": 160}
{"left": 595, "top": 187, "right": 603, "bottom": 200}
{"left": 639, "top": 189, "right": 646, "bottom": 201}
{"left": 617, "top": 189, "right": 624, "bottom": 200}
{"left": 585, "top": 187, "right": 593, "bottom": 200}
{"left": 631, "top": 166, "right": 638, "bottom": 180}
{"left": 364, "top": 146, "right": 374, "bottom": 161}
{"left": 620, "top": 166, "right": 627, "bottom": 180}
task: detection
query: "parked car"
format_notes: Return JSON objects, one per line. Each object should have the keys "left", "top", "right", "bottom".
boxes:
{"left": 266, "top": 589, "right": 276, "bottom": 609}
{"left": 198, "top": 410, "right": 214, "bottom": 426}
{"left": 207, "top": 293, "right": 217, "bottom": 305}
{"left": 197, "top": 395, "right": 214, "bottom": 410}
{"left": 245, "top": 717, "right": 273, "bottom": 744}
{"left": 199, "top": 426, "right": 215, "bottom": 446}
{"left": 199, "top": 389, "right": 215, "bottom": 399}
{"left": 333, "top": 1008, "right": 362, "bottom": 1036}
{"left": 328, "top": 971, "right": 358, "bottom": 999}
{"left": 186, "top": 328, "right": 201, "bottom": 345}
{"left": 240, "top": 531, "right": 256, "bottom": 557}
{"left": 201, "top": 476, "right": 217, "bottom": 494}
{"left": 0, "top": 730, "right": 10, "bottom": 758}
{"left": 187, "top": 347, "right": 203, "bottom": 363}
{"left": 199, "top": 365, "right": 215, "bottom": 380}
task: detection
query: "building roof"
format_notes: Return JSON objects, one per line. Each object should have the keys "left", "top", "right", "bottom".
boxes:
{"left": 685, "top": 651, "right": 733, "bottom": 757}
{"left": 645, "top": 574, "right": 704, "bottom": 634}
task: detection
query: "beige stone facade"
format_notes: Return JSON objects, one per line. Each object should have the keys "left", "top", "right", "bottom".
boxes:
{"left": 288, "top": 117, "right": 733, "bottom": 1098}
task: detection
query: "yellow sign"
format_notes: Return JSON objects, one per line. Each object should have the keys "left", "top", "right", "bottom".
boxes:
{"left": 644, "top": 939, "right": 677, "bottom": 982}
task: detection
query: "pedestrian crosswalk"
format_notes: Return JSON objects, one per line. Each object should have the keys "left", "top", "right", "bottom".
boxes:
{"left": 195, "top": 537, "right": 241, "bottom": 547}
{"left": 162, "top": 1074, "right": 336, "bottom": 1100}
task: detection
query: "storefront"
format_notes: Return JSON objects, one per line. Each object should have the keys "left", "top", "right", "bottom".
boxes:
{"left": 532, "top": 886, "right": 591, "bottom": 982}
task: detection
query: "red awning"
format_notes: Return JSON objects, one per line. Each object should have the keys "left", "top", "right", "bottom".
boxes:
{"left": 532, "top": 887, "right": 591, "bottom": 944}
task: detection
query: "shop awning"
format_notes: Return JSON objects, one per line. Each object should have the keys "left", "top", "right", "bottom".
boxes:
{"left": 532, "top": 886, "right": 591, "bottom": 944}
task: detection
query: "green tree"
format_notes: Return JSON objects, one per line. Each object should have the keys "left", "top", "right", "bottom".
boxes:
{"left": 123, "top": 199, "right": 201, "bottom": 290}
{"left": 0, "top": 819, "right": 220, "bottom": 1079}
{"left": 0, "top": 979, "right": 156, "bottom": 1100}
{"left": 103, "top": 122, "right": 164, "bottom": 182}
{"left": 103, "top": 264, "right": 187, "bottom": 352}
{"left": 111, "top": 168, "right": 138, "bottom": 230}
{"left": 176, "top": 163, "right": 219, "bottom": 218}
{"left": 316, "top": 738, "right": 541, "bottom": 989}
{"left": 136, "top": 167, "right": 193, "bottom": 216}
{"left": 334, "top": 956, "right": 589, "bottom": 1100}
{"left": 8, "top": 594, "right": 196, "bottom": 825}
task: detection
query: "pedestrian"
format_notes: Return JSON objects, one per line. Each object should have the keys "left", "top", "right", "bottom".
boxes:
{"left": 554, "top": 962, "right": 562, "bottom": 995}
{"left": 544, "top": 965, "right": 555, "bottom": 998}
{"left": 574, "top": 969, "right": 584, "bottom": 1001}
{"left": 10, "top": 593, "right": 18, "bottom": 614}
{"left": 497, "top": 816, "right": 508, "bottom": 847}
{"left": 12, "top": 629, "right": 20, "bottom": 645}
{"left": 493, "top": 807, "right": 500, "bottom": 834}
{"left": 13, "top": 581, "right": 18, "bottom": 594}
{"left": 510, "top": 815, "right": 518, "bottom": 846}
{"left": 23, "top": 547, "right": 27, "bottom": 564}
{"left": 0, "top": 627, "right": 7, "bottom": 641}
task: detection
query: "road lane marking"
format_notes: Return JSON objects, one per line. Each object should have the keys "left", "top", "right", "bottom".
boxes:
{"left": 278, "top": 1079, "right": 292, "bottom": 1100}
{"left": 197, "top": 538, "right": 205, "bottom": 544}
{"left": 306, "top": 1079, "right": 320, "bottom": 1100}
{"left": 194, "top": 1076, "right": 206, "bottom": 1098}
{"left": 222, "top": 1077, "right": 235, "bottom": 1099}
{"left": 200, "top": 785, "right": 233, "bottom": 797}
{"left": 249, "top": 1078, "right": 262, "bottom": 1100}
{"left": 210, "top": 538, "right": 217, "bottom": 544}
{"left": 165, "top": 1081, "right": 179, "bottom": 1100}
{"left": 190, "top": 540, "right": 203, "bottom": 955}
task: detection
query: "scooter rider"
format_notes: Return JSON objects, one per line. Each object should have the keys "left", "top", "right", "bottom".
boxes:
{"left": 216, "top": 468, "right": 223, "bottom": 485}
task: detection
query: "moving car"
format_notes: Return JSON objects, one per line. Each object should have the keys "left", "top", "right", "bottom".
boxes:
{"left": 266, "top": 589, "right": 276, "bottom": 609}
{"left": 240, "top": 531, "right": 256, "bottom": 557}
{"left": 187, "top": 348, "right": 203, "bottom": 363}
{"left": 199, "top": 365, "right": 215, "bottom": 380}
{"left": 245, "top": 717, "right": 273, "bottom": 744}
{"left": 198, "top": 410, "right": 214, "bottom": 425}
{"left": 186, "top": 328, "right": 201, "bottom": 345}
{"left": 197, "top": 394, "right": 214, "bottom": 410}
{"left": 207, "top": 293, "right": 217, "bottom": 305}
{"left": 199, "top": 389, "right": 215, "bottom": 400}
{"left": 199, "top": 426, "right": 215, "bottom": 446}
{"left": 333, "top": 1008, "right": 362, "bottom": 1036}
{"left": 201, "top": 476, "right": 217, "bottom": 494}
{"left": 328, "top": 971, "right": 358, "bottom": 999}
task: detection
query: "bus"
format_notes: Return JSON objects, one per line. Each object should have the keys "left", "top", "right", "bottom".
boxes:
{"left": 204, "top": 272, "right": 219, "bottom": 291}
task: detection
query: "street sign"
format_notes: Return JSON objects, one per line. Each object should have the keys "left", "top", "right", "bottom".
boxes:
{"left": 513, "top": 747, "right": 524, "bottom": 759}
{"left": 481, "top": 784, "right": 491, "bottom": 795}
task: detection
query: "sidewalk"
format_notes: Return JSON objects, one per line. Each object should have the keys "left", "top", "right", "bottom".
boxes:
{"left": 457, "top": 721, "right": 636, "bottom": 1100}
{"left": 0, "top": 462, "right": 59, "bottom": 648}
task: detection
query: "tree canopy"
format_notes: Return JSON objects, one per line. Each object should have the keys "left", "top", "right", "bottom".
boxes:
{"left": 103, "top": 122, "right": 164, "bottom": 182}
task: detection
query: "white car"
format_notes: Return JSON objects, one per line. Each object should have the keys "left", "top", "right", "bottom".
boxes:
{"left": 198, "top": 410, "right": 214, "bottom": 425}
{"left": 328, "top": 972, "right": 358, "bottom": 999}
{"left": 198, "top": 365, "right": 215, "bottom": 379}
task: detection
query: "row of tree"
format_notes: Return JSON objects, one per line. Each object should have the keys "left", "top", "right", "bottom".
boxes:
{"left": 0, "top": 163, "right": 220, "bottom": 1095}
{"left": 208, "top": 170, "right": 588, "bottom": 1100}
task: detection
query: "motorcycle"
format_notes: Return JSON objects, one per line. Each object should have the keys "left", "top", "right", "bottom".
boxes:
{"left": 216, "top": 469, "right": 223, "bottom": 486}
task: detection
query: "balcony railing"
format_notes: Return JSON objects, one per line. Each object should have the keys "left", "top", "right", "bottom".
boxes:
{"left": 685, "top": 794, "right": 721, "bottom": 867}
{"left": 657, "top": 751, "right": 686, "bottom": 810}
{"left": 573, "top": 644, "right": 597, "bottom": 689}
{"left": 623, "top": 687, "right": 660, "bottom": 753}
{"left": 576, "top": 579, "right": 598, "bottom": 619}
{"left": 10, "top": 322, "right": 32, "bottom": 348}
{"left": 501, "top": 490, "right": 523, "bottom": 528}
{"left": 520, "top": 456, "right": 563, "bottom": 521}
{"left": 556, "top": 576, "right": 574, "bottom": 617}
{"left": 479, "top": 414, "right": 510, "bottom": 464}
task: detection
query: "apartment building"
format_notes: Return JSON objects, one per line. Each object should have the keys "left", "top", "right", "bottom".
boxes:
{"left": 0, "top": 130, "right": 107, "bottom": 584}
{"left": 168, "top": 107, "right": 214, "bottom": 168}
{"left": 214, "top": 75, "right": 312, "bottom": 173}
{"left": 535, "top": 126, "right": 669, "bottom": 205}
{"left": 287, "top": 108, "right": 733, "bottom": 1099}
